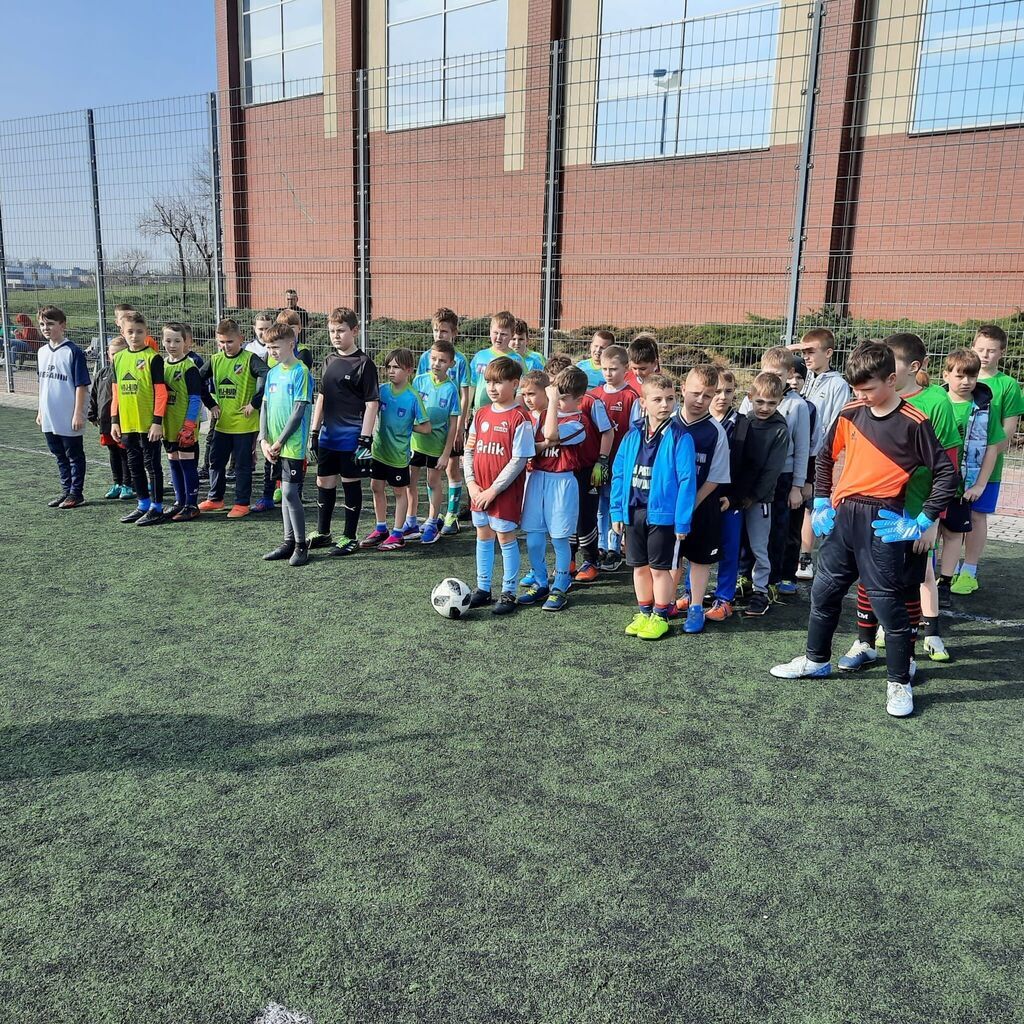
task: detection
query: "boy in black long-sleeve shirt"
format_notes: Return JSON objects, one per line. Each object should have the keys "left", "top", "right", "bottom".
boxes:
{"left": 771, "top": 343, "right": 957, "bottom": 718}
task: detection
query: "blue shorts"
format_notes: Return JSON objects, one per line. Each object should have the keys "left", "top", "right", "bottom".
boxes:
{"left": 471, "top": 509, "right": 519, "bottom": 534}
{"left": 521, "top": 470, "right": 579, "bottom": 539}
{"left": 972, "top": 481, "right": 1000, "bottom": 515}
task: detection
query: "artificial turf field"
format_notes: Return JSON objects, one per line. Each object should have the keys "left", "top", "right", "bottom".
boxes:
{"left": 2, "top": 403, "right": 1023, "bottom": 1024}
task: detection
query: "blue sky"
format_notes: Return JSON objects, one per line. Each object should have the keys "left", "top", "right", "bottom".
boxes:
{"left": 0, "top": 1, "right": 216, "bottom": 121}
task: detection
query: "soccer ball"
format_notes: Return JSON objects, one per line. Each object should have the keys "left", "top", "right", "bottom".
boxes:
{"left": 431, "top": 577, "right": 472, "bottom": 619}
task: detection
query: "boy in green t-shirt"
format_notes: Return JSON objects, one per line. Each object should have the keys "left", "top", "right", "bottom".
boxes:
{"left": 959, "top": 324, "right": 1024, "bottom": 589}
{"left": 260, "top": 324, "right": 314, "bottom": 567}
{"left": 939, "top": 348, "right": 1006, "bottom": 597}
{"left": 111, "top": 311, "right": 167, "bottom": 526}
{"left": 160, "top": 323, "right": 203, "bottom": 521}
{"left": 199, "top": 318, "right": 266, "bottom": 519}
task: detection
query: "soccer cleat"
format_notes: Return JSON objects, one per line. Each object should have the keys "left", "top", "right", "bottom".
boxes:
{"left": 307, "top": 533, "right": 335, "bottom": 549}
{"left": 744, "top": 591, "right": 771, "bottom": 617}
{"left": 227, "top": 504, "right": 250, "bottom": 519}
{"left": 58, "top": 495, "right": 86, "bottom": 509}
{"left": 886, "top": 680, "right": 914, "bottom": 717}
{"left": 136, "top": 507, "right": 165, "bottom": 526}
{"left": 263, "top": 542, "right": 295, "bottom": 561}
{"left": 950, "top": 572, "right": 979, "bottom": 595}
{"left": 517, "top": 584, "right": 551, "bottom": 606}
{"left": 683, "top": 606, "right": 705, "bottom": 634}
{"left": 250, "top": 497, "right": 276, "bottom": 513}
{"left": 542, "top": 589, "right": 569, "bottom": 612}
{"left": 47, "top": 493, "right": 70, "bottom": 508}
{"left": 770, "top": 655, "right": 832, "bottom": 679}
{"left": 120, "top": 507, "right": 146, "bottom": 524}
{"left": 104, "top": 485, "right": 121, "bottom": 499}
{"left": 837, "top": 640, "right": 878, "bottom": 672}
{"left": 705, "top": 599, "right": 733, "bottom": 621}
{"left": 601, "top": 550, "right": 623, "bottom": 572}
{"left": 273, "top": 487, "right": 283, "bottom": 504}
{"left": 492, "top": 591, "right": 518, "bottom": 615}
{"left": 420, "top": 520, "right": 441, "bottom": 545}
{"left": 328, "top": 538, "right": 359, "bottom": 557}
{"left": 923, "top": 635, "right": 950, "bottom": 662}
{"left": 289, "top": 543, "right": 310, "bottom": 567}
{"left": 796, "top": 553, "right": 814, "bottom": 580}
{"left": 776, "top": 580, "right": 799, "bottom": 596}
{"left": 172, "top": 505, "right": 200, "bottom": 522}
{"left": 165, "top": 504, "right": 185, "bottom": 520}
{"left": 468, "top": 588, "right": 494, "bottom": 609}
{"left": 359, "top": 527, "right": 389, "bottom": 549}
{"left": 675, "top": 592, "right": 691, "bottom": 612}
{"left": 441, "top": 514, "right": 460, "bottom": 536}
{"left": 574, "top": 562, "right": 599, "bottom": 584}
{"left": 638, "top": 614, "right": 670, "bottom": 641}
{"left": 569, "top": 559, "right": 577, "bottom": 576}
{"left": 875, "top": 627, "right": 886, "bottom": 649}
{"left": 378, "top": 534, "right": 406, "bottom": 551}
{"left": 118, "top": 485, "right": 136, "bottom": 500}
{"left": 198, "top": 499, "right": 225, "bottom": 512}
{"left": 625, "top": 612, "right": 650, "bottom": 636}
{"left": 402, "top": 522, "right": 422, "bottom": 542}
{"left": 734, "top": 575, "right": 753, "bottom": 600}
{"left": 519, "top": 570, "right": 538, "bottom": 588}
{"left": 197, "top": 467, "right": 210, "bottom": 482}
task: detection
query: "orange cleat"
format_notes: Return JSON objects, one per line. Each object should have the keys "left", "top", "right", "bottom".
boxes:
{"left": 705, "top": 599, "right": 733, "bottom": 621}
{"left": 198, "top": 499, "right": 225, "bottom": 512}
{"left": 573, "top": 562, "right": 599, "bottom": 584}
{"left": 227, "top": 504, "right": 251, "bottom": 518}
{"left": 675, "top": 593, "right": 690, "bottom": 612}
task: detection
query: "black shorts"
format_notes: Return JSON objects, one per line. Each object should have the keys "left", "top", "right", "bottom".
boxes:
{"left": 903, "top": 547, "right": 929, "bottom": 588}
{"left": 680, "top": 496, "right": 722, "bottom": 564}
{"left": 317, "top": 447, "right": 370, "bottom": 479}
{"left": 410, "top": 450, "right": 440, "bottom": 469}
{"left": 163, "top": 441, "right": 199, "bottom": 456}
{"left": 371, "top": 459, "right": 411, "bottom": 487}
{"left": 624, "top": 507, "right": 682, "bottom": 570}
{"left": 943, "top": 497, "right": 973, "bottom": 534}
{"left": 280, "top": 457, "right": 306, "bottom": 485}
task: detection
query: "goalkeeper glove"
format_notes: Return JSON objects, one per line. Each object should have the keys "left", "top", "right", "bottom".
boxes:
{"left": 871, "top": 509, "right": 934, "bottom": 544}
{"left": 177, "top": 420, "right": 197, "bottom": 447}
{"left": 355, "top": 434, "right": 373, "bottom": 467}
{"left": 811, "top": 497, "right": 836, "bottom": 538}
{"left": 591, "top": 455, "right": 610, "bottom": 488}
{"left": 310, "top": 431, "right": 320, "bottom": 458}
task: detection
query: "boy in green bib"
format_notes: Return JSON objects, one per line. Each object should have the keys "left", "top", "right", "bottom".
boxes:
{"left": 160, "top": 323, "right": 203, "bottom": 521}
{"left": 198, "top": 318, "right": 266, "bottom": 518}
{"left": 261, "top": 323, "right": 314, "bottom": 567}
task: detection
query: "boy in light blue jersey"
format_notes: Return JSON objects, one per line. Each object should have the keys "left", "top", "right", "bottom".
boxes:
{"left": 511, "top": 319, "right": 545, "bottom": 373}
{"left": 409, "top": 338, "right": 461, "bottom": 544}
{"left": 415, "top": 307, "right": 472, "bottom": 536}
{"left": 359, "top": 348, "right": 431, "bottom": 551}
{"left": 577, "top": 330, "right": 614, "bottom": 389}
{"left": 469, "top": 310, "right": 525, "bottom": 412}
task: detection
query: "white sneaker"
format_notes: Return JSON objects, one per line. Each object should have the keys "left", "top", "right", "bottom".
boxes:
{"left": 923, "top": 635, "right": 950, "bottom": 662}
{"left": 770, "top": 655, "right": 832, "bottom": 679}
{"left": 837, "top": 639, "right": 878, "bottom": 672}
{"left": 875, "top": 626, "right": 886, "bottom": 649}
{"left": 796, "top": 555, "right": 814, "bottom": 580}
{"left": 886, "top": 679, "right": 914, "bottom": 717}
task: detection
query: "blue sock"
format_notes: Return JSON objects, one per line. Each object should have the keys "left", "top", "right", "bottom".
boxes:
{"left": 552, "top": 536, "right": 572, "bottom": 592}
{"left": 376, "top": 521, "right": 387, "bottom": 532}
{"left": 500, "top": 539, "right": 521, "bottom": 594}
{"left": 639, "top": 602, "right": 653, "bottom": 614}
{"left": 137, "top": 497, "right": 151, "bottom": 512}
{"left": 407, "top": 515, "right": 418, "bottom": 528}
{"left": 526, "top": 532, "right": 549, "bottom": 588}
{"left": 476, "top": 538, "right": 495, "bottom": 591}
{"left": 169, "top": 460, "right": 185, "bottom": 505}
{"left": 151, "top": 501, "right": 163, "bottom": 513}
{"left": 182, "top": 460, "right": 199, "bottom": 506}
{"left": 609, "top": 531, "right": 621, "bottom": 553}
{"left": 962, "top": 563, "right": 978, "bottom": 577}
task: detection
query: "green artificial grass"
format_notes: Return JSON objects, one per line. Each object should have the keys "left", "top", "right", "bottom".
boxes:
{"left": 2, "top": 404, "right": 1023, "bottom": 1023}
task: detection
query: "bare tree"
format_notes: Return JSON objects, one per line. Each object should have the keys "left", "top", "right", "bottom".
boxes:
{"left": 186, "top": 156, "right": 217, "bottom": 310}
{"left": 139, "top": 197, "right": 192, "bottom": 311}
{"left": 115, "top": 248, "right": 148, "bottom": 286}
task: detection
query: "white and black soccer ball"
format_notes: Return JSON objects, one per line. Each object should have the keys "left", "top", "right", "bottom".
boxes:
{"left": 431, "top": 577, "right": 472, "bottom": 619}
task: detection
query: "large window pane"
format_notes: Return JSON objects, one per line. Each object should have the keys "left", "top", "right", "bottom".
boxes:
{"left": 284, "top": 43, "right": 323, "bottom": 96}
{"left": 283, "top": 0, "right": 323, "bottom": 50}
{"left": 245, "top": 7, "right": 282, "bottom": 59}
{"left": 446, "top": 52, "right": 505, "bottom": 120}
{"left": 601, "top": 0, "right": 681, "bottom": 34}
{"left": 446, "top": 0, "right": 506, "bottom": 57}
{"left": 388, "top": 0, "right": 443, "bottom": 22}
{"left": 388, "top": 65, "right": 444, "bottom": 128}
{"left": 246, "top": 55, "right": 285, "bottom": 103}
{"left": 389, "top": 14, "right": 444, "bottom": 66}
{"left": 913, "top": 0, "right": 1024, "bottom": 132}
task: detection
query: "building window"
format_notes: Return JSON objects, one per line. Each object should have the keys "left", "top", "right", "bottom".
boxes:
{"left": 594, "top": 0, "right": 780, "bottom": 164}
{"left": 243, "top": 0, "right": 324, "bottom": 104}
{"left": 913, "top": 0, "right": 1024, "bottom": 133}
{"left": 387, "top": 0, "right": 508, "bottom": 130}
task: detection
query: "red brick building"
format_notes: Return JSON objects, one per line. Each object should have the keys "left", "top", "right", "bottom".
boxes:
{"left": 215, "top": 0, "right": 1024, "bottom": 329}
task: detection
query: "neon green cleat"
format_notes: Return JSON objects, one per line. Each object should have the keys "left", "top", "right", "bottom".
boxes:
{"left": 638, "top": 614, "right": 670, "bottom": 641}
{"left": 625, "top": 612, "right": 650, "bottom": 636}
{"left": 923, "top": 635, "right": 951, "bottom": 662}
{"left": 950, "top": 572, "right": 979, "bottom": 595}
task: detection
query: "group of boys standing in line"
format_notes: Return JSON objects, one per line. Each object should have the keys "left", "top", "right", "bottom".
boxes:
{"left": 33, "top": 300, "right": 1022, "bottom": 716}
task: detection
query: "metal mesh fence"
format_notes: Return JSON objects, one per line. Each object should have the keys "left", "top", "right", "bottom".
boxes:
{"left": 1, "top": 0, "right": 1022, "bottom": 508}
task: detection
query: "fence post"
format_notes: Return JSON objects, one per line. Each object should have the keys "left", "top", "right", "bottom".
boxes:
{"left": 208, "top": 92, "right": 225, "bottom": 322}
{"left": 783, "top": 0, "right": 826, "bottom": 345}
{"left": 540, "top": 39, "right": 565, "bottom": 357}
{"left": 355, "top": 69, "right": 371, "bottom": 341}
{"left": 86, "top": 109, "right": 108, "bottom": 369}
{"left": 0, "top": 190, "right": 13, "bottom": 393}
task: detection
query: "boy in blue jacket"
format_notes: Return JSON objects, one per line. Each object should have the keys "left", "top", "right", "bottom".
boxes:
{"left": 611, "top": 373, "right": 697, "bottom": 641}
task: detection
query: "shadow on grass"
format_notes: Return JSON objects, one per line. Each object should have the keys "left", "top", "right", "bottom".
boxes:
{"left": 0, "top": 711, "right": 431, "bottom": 780}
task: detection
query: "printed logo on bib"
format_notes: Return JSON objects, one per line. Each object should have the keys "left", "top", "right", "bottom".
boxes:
{"left": 481, "top": 421, "right": 490, "bottom": 433}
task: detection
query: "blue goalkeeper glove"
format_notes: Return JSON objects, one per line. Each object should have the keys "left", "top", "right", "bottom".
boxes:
{"left": 871, "top": 509, "right": 935, "bottom": 544}
{"left": 354, "top": 434, "right": 373, "bottom": 468}
{"left": 811, "top": 498, "right": 836, "bottom": 538}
